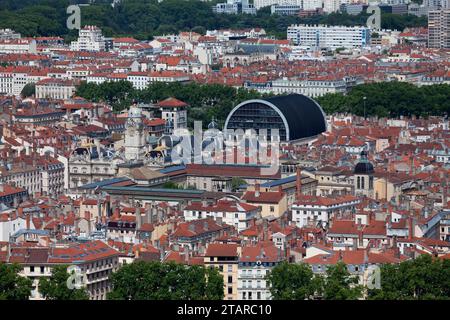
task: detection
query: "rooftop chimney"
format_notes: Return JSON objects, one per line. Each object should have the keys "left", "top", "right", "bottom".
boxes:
{"left": 296, "top": 166, "right": 302, "bottom": 200}
{"left": 255, "top": 183, "right": 260, "bottom": 197}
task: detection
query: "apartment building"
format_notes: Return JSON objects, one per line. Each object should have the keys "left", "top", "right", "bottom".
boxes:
{"left": 291, "top": 194, "right": 360, "bottom": 228}
{"left": 70, "top": 26, "right": 106, "bottom": 52}
{"left": 0, "top": 162, "right": 42, "bottom": 196}
{"left": 254, "top": 0, "right": 303, "bottom": 10}
{"left": 0, "top": 39, "right": 37, "bottom": 54}
{"left": 35, "top": 78, "right": 77, "bottom": 100}
{"left": 238, "top": 242, "right": 283, "bottom": 300}
{"left": 287, "top": 24, "right": 371, "bottom": 49}
{"left": 183, "top": 199, "right": 260, "bottom": 232}
{"left": 0, "top": 67, "right": 47, "bottom": 97}
{"left": 428, "top": 9, "right": 450, "bottom": 48}
{"left": 244, "top": 78, "right": 348, "bottom": 98}
{"left": 8, "top": 240, "right": 120, "bottom": 300}
{"left": 0, "top": 184, "right": 28, "bottom": 208}
{"left": 0, "top": 29, "right": 21, "bottom": 40}
{"left": 204, "top": 243, "right": 240, "bottom": 300}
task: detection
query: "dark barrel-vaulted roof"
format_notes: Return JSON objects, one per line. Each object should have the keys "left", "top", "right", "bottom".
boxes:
{"left": 264, "top": 94, "right": 327, "bottom": 141}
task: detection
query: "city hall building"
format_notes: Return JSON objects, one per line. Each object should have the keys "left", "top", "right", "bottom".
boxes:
{"left": 224, "top": 94, "right": 327, "bottom": 143}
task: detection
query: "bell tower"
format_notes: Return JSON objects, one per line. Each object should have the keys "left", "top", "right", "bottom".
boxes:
{"left": 124, "top": 104, "right": 145, "bottom": 161}
{"left": 353, "top": 150, "right": 374, "bottom": 198}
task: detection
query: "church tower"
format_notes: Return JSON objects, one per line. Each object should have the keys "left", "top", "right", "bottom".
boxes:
{"left": 124, "top": 104, "right": 145, "bottom": 161}
{"left": 353, "top": 150, "right": 374, "bottom": 198}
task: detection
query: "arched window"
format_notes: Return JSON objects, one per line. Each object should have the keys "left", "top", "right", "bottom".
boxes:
{"left": 361, "top": 176, "right": 365, "bottom": 189}
{"left": 357, "top": 176, "right": 360, "bottom": 189}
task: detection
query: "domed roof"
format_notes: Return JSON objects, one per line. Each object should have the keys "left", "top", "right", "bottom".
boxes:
{"left": 354, "top": 150, "right": 374, "bottom": 174}
{"left": 208, "top": 118, "right": 219, "bottom": 130}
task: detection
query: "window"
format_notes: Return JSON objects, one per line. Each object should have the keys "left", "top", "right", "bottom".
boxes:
{"left": 270, "top": 206, "right": 274, "bottom": 212}
{"left": 40, "top": 266, "right": 45, "bottom": 274}
{"left": 228, "top": 276, "right": 233, "bottom": 284}
{"left": 257, "top": 292, "right": 261, "bottom": 300}
{"left": 228, "top": 287, "right": 233, "bottom": 294}
{"left": 30, "top": 266, "right": 35, "bottom": 273}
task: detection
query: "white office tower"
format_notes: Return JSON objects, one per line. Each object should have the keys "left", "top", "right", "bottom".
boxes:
{"left": 70, "top": 26, "right": 106, "bottom": 52}
{"left": 254, "top": 0, "right": 303, "bottom": 10}
{"left": 213, "top": 0, "right": 256, "bottom": 14}
{"left": 287, "top": 24, "right": 371, "bottom": 49}
{"left": 323, "top": 0, "right": 342, "bottom": 12}
{"left": 302, "top": 0, "right": 324, "bottom": 10}
{"left": 425, "top": 0, "right": 450, "bottom": 9}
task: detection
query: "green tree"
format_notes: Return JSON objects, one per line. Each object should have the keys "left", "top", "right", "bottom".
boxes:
{"left": 39, "top": 265, "right": 89, "bottom": 300}
{"left": 317, "top": 83, "right": 450, "bottom": 118}
{"left": 0, "top": 1, "right": 428, "bottom": 39}
{"left": 322, "top": 262, "right": 363, "bottom": 300}
{"left": 368, "top": 255, "right": 450, "bottom": 300}
{"left": 266, "top": 262, "right": 321, "bottom": 300}
{"left": 20, "top": 83, "right": 36, "bottom": 98}
{"left": 0, "top": 263, "right": 32, "bottom": 300}
{"left": 162, "top": 181, "right": 182, "bottom": 189}
{"left": 231, "top": 177, "right": 247, "bottom": 191}
{"left": 107, "top": 261, "right": 224, "bottom": 300}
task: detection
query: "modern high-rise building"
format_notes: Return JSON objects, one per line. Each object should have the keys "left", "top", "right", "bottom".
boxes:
{"left": 428, "top": 9, "right": 450, "bottom": 48}
{"left": 70, "top": 25, "right": 106, "bottom": 52}
{"left": 287, "top": 24, "right": 371, "bottom": 49}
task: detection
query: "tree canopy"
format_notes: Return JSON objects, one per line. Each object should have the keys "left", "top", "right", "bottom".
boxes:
{"left": 321, "top": 262, "right": 363, "bottom": 300}
{"left": 368, "top": 255, "right": 450, "bottom": 300}
{"left": 266, "top": 261, "right": 322, "bottom": 300}
{"left": 317, "top": 82, "right": 450, "bottom": 118}
{"left": 38, "top": 265, "right": 89, "bottom": 300}
{"left": 0, "top": 0, "right": 427, "bottom": 40}
{"left": 77, "top": 81, "right": 450, "bottom": 126}
{"left": 76, "top": 80, "right": 265, "bottom": 127}
{"left": 0, "top": 263, "right": 32, "bottom": 300}
{"left": 20, "top": 83, "right": 36, "bottom": 98}
{"left": 107, "top": 260, "right": 224, "bottom": 300}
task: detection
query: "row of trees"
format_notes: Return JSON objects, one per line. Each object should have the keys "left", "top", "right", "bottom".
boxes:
{"left": 316, "top": 82, "right": 450, "bottom": 118}
{"left": 76, "top": 81, "right": 265, "bottom": 127}
{"left": 107, "top": 261, "right": 224, "bottom": 300}
{"left": 0, "top": 264, "right": 88, "bottom": 300}
{"left": 1, "top": 255, "right": 449, "bottom": 300}
{"left": 0, "top": 0, "right": 428, "bottom": 40}
{"left": 268, "top": 255, "right": 450, "bottom": 300}
{"left": 76, "top": 81, "right": 450, "bottom": 126}
{"left": 267, "top": 262, "right": 362, "bottom": 300}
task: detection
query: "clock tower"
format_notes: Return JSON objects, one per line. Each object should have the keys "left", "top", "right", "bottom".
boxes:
{"left": 124, "top": 104, "right": 145, "bottom": 161}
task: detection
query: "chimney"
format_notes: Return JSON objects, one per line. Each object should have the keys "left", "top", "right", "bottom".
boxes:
{"left": 26, "top": 213, "right": 30, "bottom": 229}
{"left": 296, "top": 166, "right": 302, "bottom": 200}
{"left": 408, "top": 216, "right": 413, "bottom": 240}
{"left": 136, "top": 208, "right": 143, "bottom": 230}
{"left": 255, "top": 183, "right": 260, "bottom": 197}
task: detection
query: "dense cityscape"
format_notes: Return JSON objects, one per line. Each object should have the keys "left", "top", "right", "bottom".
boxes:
{"left": 0, "top": 0, "right": 449, "bottom": 303}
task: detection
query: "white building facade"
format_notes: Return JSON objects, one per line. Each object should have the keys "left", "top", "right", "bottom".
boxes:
{"left": 287, "top": 24, "right": 371, "bottom": 49}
